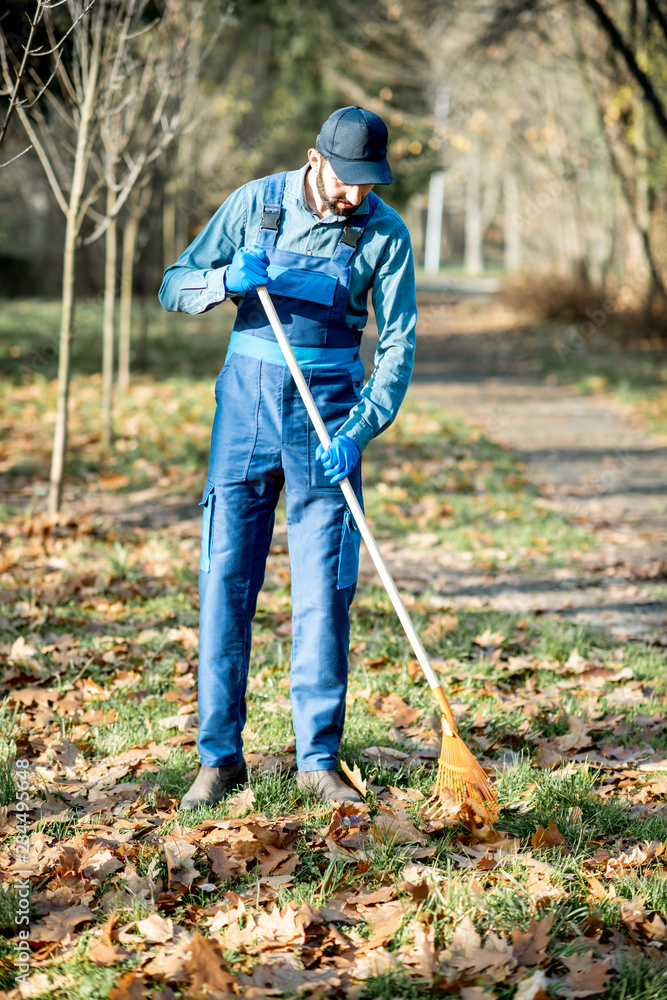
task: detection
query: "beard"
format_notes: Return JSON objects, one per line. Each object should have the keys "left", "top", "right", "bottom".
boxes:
{"left": 316, "top": 168, "right": 357, "bottom": 217}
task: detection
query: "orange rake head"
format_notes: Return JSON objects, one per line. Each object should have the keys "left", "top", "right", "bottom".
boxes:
{"left": 427, "top": 717, "right": 499, "bottom": 822}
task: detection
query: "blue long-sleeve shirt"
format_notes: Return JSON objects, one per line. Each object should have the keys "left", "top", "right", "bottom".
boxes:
{"left": 158, "top": 164, "right": 416, "bottom": 453}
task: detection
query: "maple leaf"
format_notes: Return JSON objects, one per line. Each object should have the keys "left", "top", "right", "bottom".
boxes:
{"left": 531, "top": 820, "right": 569, "bottom": 854}
{"left": 371, "top": 806, "right": 428, "bottom": 846}
{"left": 163, "top": 837, "right": 200, "bottom": 890}
{"left": 225, "top": 786, "right": 256, "bottom": 817}
{"left": 136, "top": 913, "right": 174, "bottom": 944}
{"left": 207, "top": 843, "right": 245, "bottom": 880}
{"left": 108, "top": 972, "right": 150, "bottom": 1000}
{"left": 29, "top": 903, "right": 95, "bottom": 942}
{"left": 183, "top": 932, "right": 238, "bottom": 992}
{"left": 399, "top": 921, "right": 438, "bottom": 978}
{"left": 512, "top": 914, "right": 554, "bottom": 966}
{"left": 556, "top": 952, "right": 613, "bottom": 997}
{"left": 340, "top": 759, "right": 368, "bottom": 797}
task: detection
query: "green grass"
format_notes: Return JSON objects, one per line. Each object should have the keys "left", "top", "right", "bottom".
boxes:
{"left": 2, "top": 302, "right": 667, "bottom": 996}
{"left": 536, "top": 321, "right": 667, "bottom": 436}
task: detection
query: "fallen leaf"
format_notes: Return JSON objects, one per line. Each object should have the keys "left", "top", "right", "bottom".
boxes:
{"left": 29, "top": 904, "right": 95, "bottom": 942}
{"left": 512, "top": 914, "right": 554, "bottom": 966}
{"left": 556, "top": 952, "right": 613, "bottom": 997}
{"left": 531, "top": 821, "right": 569, "bottom": 854}
{"left": 163, "top": 837, "right": 200, "bottom": 890}
{"left": 136, "top": 913, "right": 174, "bottom": 944}
{"left": 515, "top": 968, "right": 552, "bottom": 1000}
{"left": 398, "top": 921, "right": 438, "bottom": 978}
{"left": 183, "top": 932, "right": 238, "bottom": 992}
{"left": 340, "top": 760, "right": 368, "bottom": 798}
{"left": 225, "top": 786, "right": 256, "bottom": 817}
{"left": 108, "top": 972, "right": 150, "bottom": 1000}
{"left": 371, "top": 806, "right": 428, "bottom": 846}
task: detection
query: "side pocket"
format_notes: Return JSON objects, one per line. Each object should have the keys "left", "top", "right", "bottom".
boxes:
{"left": 199, "top": 482, "right": 215, "bottom": 573}
{"left": 337, "top": 508, "right": 361, "bottom": 590}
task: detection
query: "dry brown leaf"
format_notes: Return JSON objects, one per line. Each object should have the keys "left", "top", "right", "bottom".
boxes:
{"left": 18, "top": 973, "right": 75, "bottom": 999}
{"left": 557, "top": 952, "right": 613, "bottom": 997}
{"left": 108, "top": 972, "right": 151, "bottom": 1000}
{"left": 215, "top": 899, "right": 322, "bottom": 954}
{"left": 163, "top": 837, "right": 200, "bottom": 890}
{"left": 371, "top": 806, "right": 428, "bottom": 846}
{"left": 183, "top": 932, "right": 238, "bottom": 992}
{"left": 357, "top": 900, "right": 408, "bottom": 947}
{"left": 29, "top": 903, "right": 95, "bottom": 942}
{"left": 87, "top": 937, "right": 136, "bottom": 967}
{"left": 225, "top": 786, "right": 256, "bottom": 817}
{"left": 512, "top": 914, "right": 554, "bottom": 966}
{"left": 398, "top": 921, "right": 438, "bottom": 978}
{"left": 340, "top": 759, "right": 368, "bottom": 798}
{"left": 348, "top": 946, "right": 398, "bottom": 980}
{"left": 515, "top": 969, "right": 552, "bottom": 1000}
{"left": 256, "top": 843, "right": 294, "bottom": 877}
{"left": 136, "top": 913, "right": 174, "bottom": 944}
{"left": 207, "top": 843, "right": 244, "bottom": 880}
{"left": 532, "top": 741, "right": 564, "bottom": 768}
{"left": 368, "top": 692, "right": 420, "bottom": 727}
{"left": 531, "top": 821, "right": 569, "bottom": 854}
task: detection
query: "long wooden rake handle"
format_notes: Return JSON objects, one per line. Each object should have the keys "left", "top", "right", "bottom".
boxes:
{"left": 257, "top": 286, "right": 457, "bottom": 734}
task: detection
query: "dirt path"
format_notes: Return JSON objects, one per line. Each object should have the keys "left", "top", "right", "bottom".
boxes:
{"left": 355, "top": 294, "right": 667, "bottom": 645}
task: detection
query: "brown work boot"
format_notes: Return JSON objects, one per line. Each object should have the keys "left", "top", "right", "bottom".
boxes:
{"left": 296, "top": 769, "right": 361, "bottom": 804}
{"left": 180, "top": 759, "right": 248, "bottom": 810}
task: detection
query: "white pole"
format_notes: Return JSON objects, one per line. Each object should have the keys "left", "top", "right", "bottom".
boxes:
{"left": 257, "top": 286, "right": 455, "bottom": 733}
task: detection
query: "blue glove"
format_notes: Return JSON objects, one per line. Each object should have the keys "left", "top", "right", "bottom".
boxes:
{"left": 225, "top": 246, "right": 272, "bottom": 294}
{"left": 316, "top": 434, "right": 360, "bottom": 485}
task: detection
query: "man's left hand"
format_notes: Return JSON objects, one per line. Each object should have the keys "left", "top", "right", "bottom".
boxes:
{"left": 316, "top": 434, "right": 360, "bottom": 484}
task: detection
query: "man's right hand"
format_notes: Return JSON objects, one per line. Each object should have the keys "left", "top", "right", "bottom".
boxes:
{"left": 224, "top": 247, "right": 272, "bottom": 294}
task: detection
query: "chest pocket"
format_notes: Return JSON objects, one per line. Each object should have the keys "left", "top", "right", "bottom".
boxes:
{"left": 266, "top": 265, "right": 338, "bottom": 306}
{"left": 257, "top": 266, "right": 339, "bottom": 347}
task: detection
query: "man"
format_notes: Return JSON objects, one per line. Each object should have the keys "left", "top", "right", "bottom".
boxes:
{"left": 159, "top": 106, "right": 416, "bottom": 808}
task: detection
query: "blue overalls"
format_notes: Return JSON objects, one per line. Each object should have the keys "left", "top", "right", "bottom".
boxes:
{"left": 198, "top": 172, "right": 378, "bottom": 772}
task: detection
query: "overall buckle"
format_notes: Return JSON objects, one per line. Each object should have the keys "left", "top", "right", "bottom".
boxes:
{"left": 261, "top": 208, "right": 281, "bottom": 230}
{"left": 340, "top": 226, "right": 363, "bottom": 248}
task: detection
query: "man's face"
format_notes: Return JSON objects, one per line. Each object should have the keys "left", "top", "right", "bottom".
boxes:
{"left": 313, "top": 155, "right": 374, "bottom": 217}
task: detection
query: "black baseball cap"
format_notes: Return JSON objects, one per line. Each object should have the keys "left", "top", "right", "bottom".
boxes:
{"left": 315, "top": 106, "right": 393, "bottom": 185}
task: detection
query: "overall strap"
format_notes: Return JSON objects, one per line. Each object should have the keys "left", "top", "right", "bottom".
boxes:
{"left": 255, "top": 172, "right": 287, "bottom": 249}
{"left": 332, "top": 191, "right": 380, "bottom": 265}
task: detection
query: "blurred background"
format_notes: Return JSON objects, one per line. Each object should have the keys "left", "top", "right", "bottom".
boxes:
{"left": 0, "top": 0, "right": 666, "bottom": 517}
{"left": 2, "top": 0, "right": 666, "bottom": 302}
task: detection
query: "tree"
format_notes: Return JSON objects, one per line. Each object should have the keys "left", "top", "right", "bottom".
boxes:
{"left": 11, "top": 0, "right": 230, "bottom": 510}
{"left": 0, "top": 0, "right": 93, "bottom": 163}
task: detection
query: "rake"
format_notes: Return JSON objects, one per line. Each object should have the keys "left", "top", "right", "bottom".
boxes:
{"left": 257, "top": 286, "right": 497, "bottom": 819}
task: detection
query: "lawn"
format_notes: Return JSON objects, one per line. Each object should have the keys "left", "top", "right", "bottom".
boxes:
{"left": 1, "top": 304, "right": 667, "bottom": 998}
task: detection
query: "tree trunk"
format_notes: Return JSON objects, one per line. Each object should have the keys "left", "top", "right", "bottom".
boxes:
{"left": 118, "top": 207, "right": 139, "bottom": 394}
{"left": 102, "top": 187, "right": 117, "bottom": 451}
{"left": 503, "top": 169, "right": 521, "bottom": 275}
{"left": 465, "top": 142, "right": 483, "bottom": 276}
{"left": 48, "top": 16, "right": 102, "bottom": 515}
{"left": 424, "top": 171, "right": 445, "bottom": 275}
{"left": 48, "top": 210, "right": 77, "bottom": 516}
{"left": 118, "top": 184, "right": 150, "bottom": 393}
{"left": 163, "top": 167, "right": 177, "bottom": 272}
